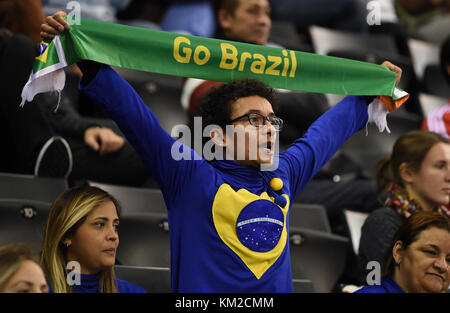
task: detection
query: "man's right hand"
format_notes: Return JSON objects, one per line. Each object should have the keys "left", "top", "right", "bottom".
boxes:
{"left": 84, "top": 127, "right": 125, "bottom": 156}
{"left": 40, "top": 11, "right": 70, "bottom": 39}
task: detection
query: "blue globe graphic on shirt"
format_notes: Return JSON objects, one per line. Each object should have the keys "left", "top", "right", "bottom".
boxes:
{"left": 236, "top": 199, "right": 284, "bottom": 252}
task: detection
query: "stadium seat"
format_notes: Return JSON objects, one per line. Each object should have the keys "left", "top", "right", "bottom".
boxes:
{"left": 422, "top": 65, "right": 450, "bottom": 98}
{"left": 0, "top": 172, "right": 67, "bottom": 203}
{"left": 87, "top": 181, "right": 166, "bottom": 214}
{"left": 419, "top": 93, "right": 448, "bottom": 117}
{"left": 114, "top": 265, "right": 171, "bottom": 293}
{"left": 340, "top": 110, "right": 422, "bottom": 177}
{"left": 292, "top": 279, "right": 315, "bottom": 293}
{"left": 407, "top": 39, "right": 440, "bottom": 82}
{"left": 309, "top": 26, "right": 416, "bottom": 93}
{"left": 289, "top": 203, "right": 331, "bottom": 233}
{"left": 289, "top": 226, "right": 349, "bottom": 293}
{"left": 309, "top": 25, "right": 398, "bottom": 57}
{"left": 116, "top": 212, "right": 170, "bottom": 267}
{"left": 0, "top": 199, "right": 51, "bottom": 252}
{"left": 343, "top": 210, "right": 369, "bottom": 256}
{"left": 269, "top": 20, "right": 313, "bottom": 52}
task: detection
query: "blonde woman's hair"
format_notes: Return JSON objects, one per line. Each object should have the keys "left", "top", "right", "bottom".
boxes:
{"left": 0, "top": 243, "right": 40, "bottom": 291}
{"left": 40, "top": 186, "right": 121, "bottom": 293}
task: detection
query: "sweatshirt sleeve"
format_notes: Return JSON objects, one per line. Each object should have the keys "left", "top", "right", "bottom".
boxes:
{"left": 39, "top": 93, "right": 100, "bottom": 139}
{"left": 278, "top": 95, "right": 369, "bottom": 198}
{"left": 78, "top": 64, "right": 204, "bottom": 199}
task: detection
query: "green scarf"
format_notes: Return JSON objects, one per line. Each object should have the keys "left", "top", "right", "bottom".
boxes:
{"left": 20, "top": 18, "right": 408, "bottom": 130}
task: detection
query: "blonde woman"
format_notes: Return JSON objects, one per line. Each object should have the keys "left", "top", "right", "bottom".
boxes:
{"left": 0, "top": 243, "right": 48, "bottom": 293}
{"left": 40, "top": 186, "right": 146, "bottom": 293}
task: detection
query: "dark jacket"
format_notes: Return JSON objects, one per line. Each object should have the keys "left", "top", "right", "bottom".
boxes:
{"left": 358, "top": 206, "right": 404, "bottom": 284}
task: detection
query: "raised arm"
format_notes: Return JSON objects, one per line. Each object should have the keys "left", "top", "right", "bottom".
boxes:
{"left": 280, "top": 61, "right": 402, "bottom": 198}
{"left": 41, "top": 12, "right": 204, "bottom": 198}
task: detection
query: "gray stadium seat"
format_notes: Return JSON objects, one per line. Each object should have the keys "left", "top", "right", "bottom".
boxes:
{"left": 340, "top": 110, "right": 422, "bottom": 177}
{"left": 116, "top": 212, "right": 170, "bottom": 267}
{"left": 422, "top": 65, "right": 450, "bottom": 98}
{"left": 0, "top": 199, "right": 51, "bottom": 252}
{"left": 114, "top": 265, "right": 171, "bottom": 293}
{"left": 407, "top": 39, "right": 440, "bottom": 82}
{"left": 419, "top": 93, "right": 447, "bottom": 117}
{"left": 310, "top": 25, "right": 398, "bottom": 57}
{"left": 0, "top": 172, "right": 67, "bottom": 203}
{"left": 269, "top": 20, "right": 313, "bottom": 52}
{"left": 87, "top": 181, "right": 166, "bottom": 214}
{"left": 289, "top": 203, "right": 331, "bottom": 233}
{"left": 289, "top": 226, "right": 349, "bottom": 293}
{"left": 292, "top": 279, "right": 315, "bottom": 293}
{"left": 309, "top": 25, "right": 415, "bottom": 93}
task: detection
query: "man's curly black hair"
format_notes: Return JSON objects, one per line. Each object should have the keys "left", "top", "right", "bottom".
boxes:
{"left": 197, "top": 78, "right": 277, "bottom": 140}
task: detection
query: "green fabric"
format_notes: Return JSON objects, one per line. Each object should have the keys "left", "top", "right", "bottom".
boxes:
{"left": 33, "top": 18, "right": 404, "bottom": 99}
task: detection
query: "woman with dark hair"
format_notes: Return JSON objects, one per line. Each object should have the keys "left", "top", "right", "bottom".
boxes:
{"left": 358, "top": 130, "right": 450, "bottom": 283}
{"left": 357, "top": 211, "right": 450, "bottom": 293}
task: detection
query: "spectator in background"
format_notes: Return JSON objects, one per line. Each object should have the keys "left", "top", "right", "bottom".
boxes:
{"left": 40, "top": 186, "right": 146, "bottom": 293}
{"left": 357, "top": 211, "right": 450, "bottom": 293}
{"left": 0, "top": 0, "right": 155, "bottom": 187}
{"left": 269, "top": 0, "right": 369, "bottom": 34}
{"left": 0, "top": 0, "right": 45, "bottom": 44}
{"left": 0, "top": 243, "right": 48, "bottom": 293}
{"left": 396, "top": 0, "right": 450, "bottom": 45}
{"left": 42, "top": 0, "right": 132, "bottom": 24}
{"left": 421, "top": 35, "right": 450, "bottom": 137}
{"left": 43, "top": 0, "right": 215, "bottom": 36}
{"left": 358, "top": 130, "right": 450, "bottom": 284}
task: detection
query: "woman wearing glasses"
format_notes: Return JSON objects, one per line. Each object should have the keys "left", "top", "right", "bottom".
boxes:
{"left": 41, "top": 12, "right": 402, "bottom": 293}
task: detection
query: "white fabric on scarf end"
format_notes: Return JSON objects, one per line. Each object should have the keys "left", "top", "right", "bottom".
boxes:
{"left": 366, "top": 97, "right": 391, "bottom": 135}
{"left": 20, "top": 69, "right": 66, "bottom": 111}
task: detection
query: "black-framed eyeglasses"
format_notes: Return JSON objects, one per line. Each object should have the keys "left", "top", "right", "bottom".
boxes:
{"left": 228, "top": 112, "right": 283, "bottom": 131}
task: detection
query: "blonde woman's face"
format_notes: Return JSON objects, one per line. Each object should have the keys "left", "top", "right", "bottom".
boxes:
{"left": 65, "top": 200, "right": 119, "bottom": 274}
{"left": 394, "top": 227, "right": 450, "bottom": 293}
{"left": 1, "top": 260, "right": 48, "bottom": 293}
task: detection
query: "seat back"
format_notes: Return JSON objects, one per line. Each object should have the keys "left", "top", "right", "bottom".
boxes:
{"left": 407, "top": 39, "right": 439, "bottom": 81}
{"left": 310, "top": 26, "right": 398, "bottom": 56}
{"left": 419, "top": 93, "right": 448, "bottom": 117}
{"left": 87, "top": 181, "right": 166, "bottom": 214}
{"left": 289, "top": 203, "right": 331, "bottom": 233}
{"left": 343, "top": 210, "right": 369, "bottom": 255}
{"left": 292, "top": 279, "right": 315, "bottom": 293}
{"left": 0, "top": 172, "right": 67, "bottom": 203}
{"left": 341, "top": 111, "right": 422, "bottom": 177}
{"left": 116, "top": 213, "right": 170, "bottom": 267}
{"left": 114, "top": 265, "right": 171, "bottom": 293}
{"left": 422, "top": 65, "right": 450, "bottom": 98}
{"left": 0, "top": 199, "right": 51, "bottom": 252}
{"left": 289, "top": 226, "right": 349, "bottom": 293}
{"left": 309, "top": 26, "right": 415, "bottom": 92}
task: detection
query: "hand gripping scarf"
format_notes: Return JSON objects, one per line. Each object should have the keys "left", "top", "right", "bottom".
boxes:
{"left": 20, "top": 18, "right": 409, "bottom": 132}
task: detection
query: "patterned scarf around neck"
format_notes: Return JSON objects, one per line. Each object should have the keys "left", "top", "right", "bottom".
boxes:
{"left": 385, "top": 184, "right": 450, "bottom": 218}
